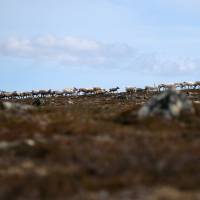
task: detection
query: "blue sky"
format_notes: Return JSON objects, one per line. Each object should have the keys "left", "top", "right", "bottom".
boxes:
{"left": 0, "top": 0, "right": 200, "bottom": 91}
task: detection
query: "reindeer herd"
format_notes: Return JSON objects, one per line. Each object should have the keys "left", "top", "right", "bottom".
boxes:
{"left": 0, "top": 87, "right": 118, "bottom": 100}
{"left": 0, "top": 81, "right": 200, "bottom": 100}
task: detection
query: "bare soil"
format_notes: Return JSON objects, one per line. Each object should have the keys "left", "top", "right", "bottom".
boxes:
{"left": 0, "top": 90, "right": 200, "bottom": 200}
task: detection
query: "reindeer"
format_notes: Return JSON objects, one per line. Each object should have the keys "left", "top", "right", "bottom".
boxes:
{"left": 85, "top": 88, "right": 95, "bottom": 95}
{"left": 77, "top": 88, "right": 85, "bottom": 95}
{"left": 158, "top": 84, "right": 176, "bottom": 92}
{"left": 39, "top": 89, "right": 51, "bottom": 98}
{"left": 53, "top": 90, "right": 63, "bottom": 97}
{"left": 0, "top": 91, "right": 6, "bottom": 99}
{"left": 4, "top": 92, "right": 13, "bottom": 99}
{"left": 174, "top": 83, "right": 183, "bottom": 90}
{"left": 31, "top": 90, "right": 40, "bottom": 98}
{"left": 144, "top": 86, "right": 158, "bottom": 93}
{"left": 20, "top": 92, "right": 27, "bottom": 99}
{"left": 182, "top": 82, "right": 195, "bottom": 90}
{"left": 158, "top": 84, "right": 166, "bottom": 92}
{"left": 11, "top": 91, "right": 21, "bottom": 99}
{"left": 63, "top": 87, "right": 78, "bottom": 96}
{"left": 78, "top": 88, "right": 94, "bottom": 95}
{"left": 136, "top": 88, "right": 145, "bottom": 92}
{"left": 126, "top": 87, "right": 137, "bottom": 94}
{"left": 94, "top": 88, "right": 106, "bottom": 95}
{"left": 38, "top": 90, "right": 45, "bottom": 98}
{"left": 194, "top": 81, "right": 200, "bottom": 89}
{"left": 49, "top": 90, "right": 56, "bottom": 97}
{"left": 20, "top": 91, "right": 32, "bottom": 99}
{"left": 92, "top": 87, "right": 106, "bottom": 95}
{"left": 11, "top": 91, "right": 16, "bottom": 99}
{"left": 109, "top": 87, "right": 120, "bottom": 93}
{"left": 93, "top": 87, "right": 102, "bottom": 92}
{"left": 166, "top": 84, "right": 176, "bottom": 91}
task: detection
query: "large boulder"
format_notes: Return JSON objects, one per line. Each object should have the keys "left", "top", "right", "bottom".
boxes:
{"left": 138, "top": 90, "right": 194, "bottom": 119}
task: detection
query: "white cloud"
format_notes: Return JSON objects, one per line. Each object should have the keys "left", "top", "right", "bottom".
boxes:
{"left": 63, "top": 36, "right": 100, "bottom": 51}
{"left": 0, "top": 35, "right": 134, "bottom": 66}
{"left": 0, "top": 35, "right": 199, "bottom": 75}
{"left": 35, "top": 35, "right": 58, "bottom": 47}
{"left": 1, "top": 38, "right": 33, "bottom": 56}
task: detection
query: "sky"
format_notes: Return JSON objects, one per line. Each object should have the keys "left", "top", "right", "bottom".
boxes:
{"left": 0, "top": 0, "right": 200, "bottom": 91}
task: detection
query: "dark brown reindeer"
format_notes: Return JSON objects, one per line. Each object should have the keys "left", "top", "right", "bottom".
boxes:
{"left": 109, "top": 87, "right": 120, "bottom": 93}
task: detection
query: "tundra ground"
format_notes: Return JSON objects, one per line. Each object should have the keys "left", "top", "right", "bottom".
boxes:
{"left": 0, "top": 90, "right": 200, "bottom": 200}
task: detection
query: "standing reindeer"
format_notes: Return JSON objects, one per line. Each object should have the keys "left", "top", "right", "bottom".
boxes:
{"left": 31, "top": 90, "right": 40, "bottom": 98}
{"left": 144, "top": 86, "right": 158, "bottom": 93}
{"left": 63, "top": 87, "right": 78, "bottom": 96}
{"left": 182, "top": 82, "right": 195, "bottom": 90}
{"left": 158, "top": 84, "right": 176, "bottom": 92}
{"left": 194, "top": 81, "right": 200, "bottom": 89}
{"left": 39, "top": 89, "right": 52, "bottom": 98}
{"left": 109, "top": 87, "right": 120, "bottom": 93}
{"left": 126, "top": 87, "right": 137, "bottom": 94}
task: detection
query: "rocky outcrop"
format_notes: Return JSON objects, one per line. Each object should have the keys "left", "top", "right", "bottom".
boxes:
{"left": 138, "top": 90, "right": 194, "bottom": 119}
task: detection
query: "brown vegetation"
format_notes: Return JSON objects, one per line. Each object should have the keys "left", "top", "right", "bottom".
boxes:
{"left": 0, "top": 90, "right": 200, "bottom": 199}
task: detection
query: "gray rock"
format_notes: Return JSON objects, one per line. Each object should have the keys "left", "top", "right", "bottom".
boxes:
{"left": 138, "top": 90, "right": 194, "bottom": 119}
{"left": 0, "top": 101, "right": 34, "bottom": 111}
